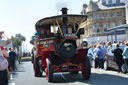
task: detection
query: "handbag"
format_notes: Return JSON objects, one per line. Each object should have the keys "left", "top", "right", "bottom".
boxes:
{"left": 0, "top": 55, "right": 8, "bottom": 71}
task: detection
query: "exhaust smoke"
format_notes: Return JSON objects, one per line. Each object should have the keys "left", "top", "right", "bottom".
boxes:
{"left": 56, "top": 2, "right": 69, "bottom": 14}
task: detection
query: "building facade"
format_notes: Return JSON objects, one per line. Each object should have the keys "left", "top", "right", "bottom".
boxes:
{"left": 126, "top": 0, "right": 128, "bottom": 24}
{"left": 81, "top": 0, "right": 126, "bottom": 37}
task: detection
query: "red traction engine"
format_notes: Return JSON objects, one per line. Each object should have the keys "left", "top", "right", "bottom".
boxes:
{"left": 31, "top": 8, "right": 91, "bottom": 82}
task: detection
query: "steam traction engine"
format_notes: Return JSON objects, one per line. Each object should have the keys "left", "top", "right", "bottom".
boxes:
{"left": 31, "top": 8, "right": 91, "bottom": 82}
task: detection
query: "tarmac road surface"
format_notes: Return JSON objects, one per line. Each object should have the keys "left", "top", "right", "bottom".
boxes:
{"left": 8, "top": 62, "right": 128, "bottom": 85}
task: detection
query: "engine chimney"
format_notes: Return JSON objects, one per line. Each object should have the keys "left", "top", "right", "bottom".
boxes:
{"left": 61, "top": 8, "right": 68, "bottom": 34}
{"left": 61, "top": 8, "right": 68, "bottom": 14}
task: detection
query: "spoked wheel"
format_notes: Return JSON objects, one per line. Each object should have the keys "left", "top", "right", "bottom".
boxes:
{"left": 46, "top": 58, "right": 53, "bottom": 82}
{"left": 82, "top": 56, "right": 91, "bottom": 80}
{"left": 34, "top": 56, "right": 42, "bottom": 77}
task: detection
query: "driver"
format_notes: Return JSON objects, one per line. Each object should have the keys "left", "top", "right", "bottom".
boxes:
{"left": 40, "top": 28, "right": 47, "bottom": 39}
{"left": 45, "top": 28, "right": 54, "bottom": 38}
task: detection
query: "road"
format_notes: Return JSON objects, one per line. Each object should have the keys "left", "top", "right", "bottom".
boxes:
{"left": 9, "top": 62, "right": 128, "bottom": 85}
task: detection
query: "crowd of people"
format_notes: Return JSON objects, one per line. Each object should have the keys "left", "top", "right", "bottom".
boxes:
{"left": 88, "top": 40, "right": 128, "bottom": 73}
{"left": 0, "top": 30, "right": 19, "bottom": 85}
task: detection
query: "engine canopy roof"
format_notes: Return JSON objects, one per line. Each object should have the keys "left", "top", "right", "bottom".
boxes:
{"left": 35, "top": 14, "right": 88, "bottom": 29}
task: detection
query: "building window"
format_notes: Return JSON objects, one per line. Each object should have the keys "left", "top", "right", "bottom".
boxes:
{"left": 88, "top": 16, "right": 92, "bottom": 21}
{"left": 110, "top": 23, "right": 115, "bottom": 28}
{"left": 93, "top": 14, "right": 95, "bottom": 20}
{"left": 103, "top": 24, "right": 108, "bottom": 31}
{"left": 102, "top": 13, "right": 107, "bottom": 19}
{"left": 110, "top": 12, "right": 115, "bottom": 17}
{"left": 102, "top": 13, "right": 105, "bottom": 19}
{"left": 95, "top": 14, "right": 99, "bottom": 19}
{"left": 92, "top": 25, "right": 95, "bottom": 32}
{"left": 96, "top": 24, "right": 100, "bottom": 33}
{"left": 117, "top": 12, "right": 122, "bottom": 16}
{"left": 116, "top": 0, "right": 120, "bottom": 4}
{"left": 108, "top": 0, "right": 112, "bottom": 4}
{"left": 102, "top": 0, "right": 106, "bottom": 5}
{"left": 116, "top": 22, "right": 122, "bottom": 26}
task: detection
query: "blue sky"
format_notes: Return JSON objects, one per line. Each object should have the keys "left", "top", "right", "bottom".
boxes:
{"left": 0, "top": 0, "right": 97, "bottom": 52}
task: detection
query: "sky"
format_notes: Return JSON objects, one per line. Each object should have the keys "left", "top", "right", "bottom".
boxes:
{"left": 0, "top": 0, "right": 97, "bottom": 52}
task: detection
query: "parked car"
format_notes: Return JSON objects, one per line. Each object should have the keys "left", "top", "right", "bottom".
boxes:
{"left": 104, "top": 44, "right": 128, "bottom": 73}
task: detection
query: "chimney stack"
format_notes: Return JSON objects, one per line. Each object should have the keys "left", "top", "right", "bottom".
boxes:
{"left": 61, "top": 8, "right": 68, "bottom": 30}
{"left": 61, "top": 8, "right": 68, "bottom": 14}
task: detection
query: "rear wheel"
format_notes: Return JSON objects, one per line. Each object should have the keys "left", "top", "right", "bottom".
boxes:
{"left": 82, "top": 56, "right": 91, "bottom": 80}
{"left": 34, "top": 57, "right": 42, "bottom": 77}
{"left": 46, "top": 58, "right": 53, "bottom": 82}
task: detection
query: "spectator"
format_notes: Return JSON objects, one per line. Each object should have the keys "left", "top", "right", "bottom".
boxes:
{"left": 87, "top": 46, "right": 94, "bottom": 66}
{"left": 107, "top": 41, "right": 112, "bottom": 53}
{"left": 101, "top": 42, "right": 107, "bottom": 58}
{"left": 8, "top": 48, "right": 11, "bottom": 54}
{"left": 88, "top": 46, "right": 94, "bottom": 59}
{"left": 113, "top": 44, "right": 123, "bottom": 73}
{"left": 93, "top": 45, "right": 99, "bottom": 68}
{"left": 95, "top": 45, "right": 105, "bottom": 69}
{"left": 122, "top": 42, "right": 128, "bottom": 70}
{"left": 102, "top": 42, "right": 106, "bottom": 48}
{"left": 0, "top": 31, "right": 10, "bottom": 85}
{"left": 9, "top": 48, "right": 17, "bottom": 71}
{"left": 1, "top": 47, "right": 9, "bottom": 59}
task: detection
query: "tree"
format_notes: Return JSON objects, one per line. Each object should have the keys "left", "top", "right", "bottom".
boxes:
{"left": 11, "top": 33, "right": 26, "bottom": 51}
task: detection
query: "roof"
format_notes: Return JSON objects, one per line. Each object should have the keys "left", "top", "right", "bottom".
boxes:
{"left": 107, "top": 24, "right": 128, "bottom": 31}
{"left": 97, "top": 2, "right": 125, "bottom": 10}
{"left": 87, "top": 1, "right": 99, "bottom": 12}
{"left": 104, "top": 24, "right": 128, "bottom": 35}
{"left": 35, "top": 14, "right": 88, "bottom": 28}
{"left": 85, "top": 0, "right": 125, "bottom": 13}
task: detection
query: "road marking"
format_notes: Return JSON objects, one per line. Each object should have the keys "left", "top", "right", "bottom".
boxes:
{"left": 10, "top": 74, "right": 13, "bottom": 80}
{"left": 9, "top": 72, "right": 16, "bottom": 85}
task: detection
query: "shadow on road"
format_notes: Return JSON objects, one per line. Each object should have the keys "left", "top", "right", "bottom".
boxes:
{"left": 50, "top": 72, "right": 128, "bottom": 85}
{"left": 82, "top": 73, "right": 128, "bottom": 85}
{"left": 9, "top": 62, "right": 128, "bottom": 85}
{"left": 10, "top": 62, "right": 26, "bottom": 79}
{"left": 15, "top": 62, "right": 26, "bottom": 73}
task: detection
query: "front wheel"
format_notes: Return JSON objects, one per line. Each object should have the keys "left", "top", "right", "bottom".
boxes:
{"left": 82, "top": 56, "right": 91, "bottom": 80}
{"left": 34, "top": 57, "right": 42, "bottom": 77}
{"left": 46, "top": 58, "right": 53, "bottom": 82}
